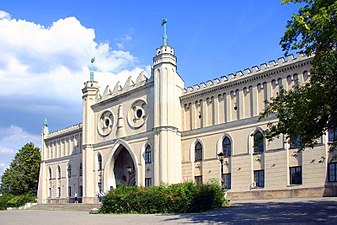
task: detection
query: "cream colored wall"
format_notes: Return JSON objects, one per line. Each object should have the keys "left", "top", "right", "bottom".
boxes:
{"left": 181, "top": 55, "right": 332, "bottom": 194}
{"left": 92, "top": 83, "right": 154, "bottom": 144}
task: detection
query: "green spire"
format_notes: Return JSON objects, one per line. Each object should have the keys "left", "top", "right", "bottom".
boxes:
{"left": 90, "top": 57, "right": 95, "bottom": 81}
{"left": 44, "top": 117, "right": 48, "bottom": 127}
{"left": 161, "top": 18, "right": 168, "bottom": 46}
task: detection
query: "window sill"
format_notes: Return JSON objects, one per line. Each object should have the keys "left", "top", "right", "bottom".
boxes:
{"left": 287, "top": 184, "right": 302, "bottom": 187}
{"left": 253, "top": 152, "right": 263, "bottom": 155}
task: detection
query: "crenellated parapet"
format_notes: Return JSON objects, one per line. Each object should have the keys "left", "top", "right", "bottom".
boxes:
{"left": 45, "top": 123, "right": 82, "bottom": 139}
{"left": 182, "top": 53, "right": 312, "bottom": 97}
{"left": 97, "top": 71, "right": 149, "bottom": 102}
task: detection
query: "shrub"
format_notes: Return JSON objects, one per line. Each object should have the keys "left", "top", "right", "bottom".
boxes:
{"left": 100, "top": 181, "right": 225, "bottom": 214}
{"left": 0, "top": 194, "right": 12, "bottom": 211}
{"left": 0, "top": 193, "right": 36, "bottom": 210}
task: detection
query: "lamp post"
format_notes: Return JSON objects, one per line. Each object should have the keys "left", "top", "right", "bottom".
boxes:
{"left": 217, "top": 152, "right": 224, "bottom": 190}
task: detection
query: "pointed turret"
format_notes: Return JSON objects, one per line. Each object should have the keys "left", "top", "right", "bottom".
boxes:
{"left": 43, "top": 117, "right": 49, "bottom": 135}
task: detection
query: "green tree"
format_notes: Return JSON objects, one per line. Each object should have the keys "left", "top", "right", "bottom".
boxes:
{"left": 0, "top": 143, "right": 41, "bottom": 195}
{"left": 260, "top": 0, "right": 337, "bottom": 148}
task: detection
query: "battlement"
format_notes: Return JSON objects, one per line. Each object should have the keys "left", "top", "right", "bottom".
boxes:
{"left": 183, "top": 53, "right": 311, "bottom": 95}
{"left": 46, "top": 123, "right": 82, "bottom": 139}
{"left": 96, "top": 71, "right": 149, "bottom": 102}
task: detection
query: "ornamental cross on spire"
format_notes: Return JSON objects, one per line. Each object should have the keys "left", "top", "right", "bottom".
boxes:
{"left": 161, "top": 18, "right": 168, "bottom": 46}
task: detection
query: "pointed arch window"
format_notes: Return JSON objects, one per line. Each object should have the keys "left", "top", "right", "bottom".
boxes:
{"left": 222, "top": 136, "right": 231, "bottom": 157}
{"left": 67, "top": 164, "right": 71, "bottom": 178}
{"left": 145, "top": 145, "right": 152, "bottom": 164}
{"left": 195, "top": 141, "right": 203, "bottom": 162}
{"left": 98, "top": 153, "right": 102, "bottom": 171}
{"left": 253, "top": 131, "right": 264, "bottom": 153}
{"left": 79, "top": 163, "right": 83, "bottom": 176}
{"left": 57, "top": 165, "right": 61, "bottom": 179}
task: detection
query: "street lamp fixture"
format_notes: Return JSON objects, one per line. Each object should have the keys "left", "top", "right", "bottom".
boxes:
{"left": 217, "top": 152, "right": 225, "bottom": 190}
{"left": 126, "top": 166, "right": 132, "bottom": 174}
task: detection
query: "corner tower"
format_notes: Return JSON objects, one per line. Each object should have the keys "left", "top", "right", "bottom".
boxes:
{"left": 82, "top": 75, "right": 99, "bottom": 203}
{"left": 152, "top": 19, "right": 184, "bottom": 185}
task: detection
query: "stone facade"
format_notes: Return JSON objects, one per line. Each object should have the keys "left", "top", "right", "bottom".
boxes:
{"left": 37, "top": 42, "right": 337, "bottom": 204}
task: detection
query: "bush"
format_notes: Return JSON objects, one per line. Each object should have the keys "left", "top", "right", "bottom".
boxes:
{"left": 100, "top": 181, "right": 225, "bottom": 214}
{"left": 0, "top": 193, "right": 36, "bottom": 210}
{"left": 0, "top": 194, "right": 11, "bottom": 211}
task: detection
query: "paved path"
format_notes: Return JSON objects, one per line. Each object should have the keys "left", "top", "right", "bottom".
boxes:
{"left": 1, "top": 197, "right": 337, "bottom": 224}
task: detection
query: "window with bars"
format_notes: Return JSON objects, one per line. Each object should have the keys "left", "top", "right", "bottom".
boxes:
{"left": 328, "top": 162, "right": 337, "bottom": 182}
{"left": 194, "top": 142, "right": 203, "bottom": 162}
{"left": 290, "top": 166, "right": 302, "bottom": 185}
{"left": 254, "top": 170, "right": 264, "bottom": 188}
{"left": 194, "top": 175, "right": 202, "bottom": 185}
{"left": 145, "top": 178, "right": 152, "bottom": 187}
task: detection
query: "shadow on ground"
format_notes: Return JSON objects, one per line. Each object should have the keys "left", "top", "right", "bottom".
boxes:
{"left": 157, "top": 200, "right": 337, "bottom": 224}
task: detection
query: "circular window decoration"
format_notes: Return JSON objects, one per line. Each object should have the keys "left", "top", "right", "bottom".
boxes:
{"left": 128, "top": 99, "right": 147, "bottom": 129}
{"left": 97, "top": 110, "right": 114, "bottom": 136}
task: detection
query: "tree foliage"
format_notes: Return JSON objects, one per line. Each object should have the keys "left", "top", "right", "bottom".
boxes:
{"left": 0, "top": 143, "right": 41, "bottom": 195}
{"left": 260, "top": 0, "right": 337, "bottom": 148}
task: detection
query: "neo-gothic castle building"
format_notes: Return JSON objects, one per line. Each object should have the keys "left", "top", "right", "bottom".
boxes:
{"left": 37, "top": 35, "right": 337, "bottom": 204}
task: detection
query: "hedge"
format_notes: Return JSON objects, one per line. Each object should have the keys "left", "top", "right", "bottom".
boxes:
{"left": 0, "top": 193, "right": 36, "bottom": 210}
{"left": 100, "top": 181, "right": 225, "bottom": 214}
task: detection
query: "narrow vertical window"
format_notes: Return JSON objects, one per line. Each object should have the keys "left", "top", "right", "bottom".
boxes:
{"left": 48, "top": 167, "right": 52, "bottom": 180}
{"left": 67, "top": 165, "right": 71, "bottom": 178}
{"left": 194, "top": 141, "right": 203, "bottom": 162}
{"left": 328, "top": 162, "right": 337, "bottom": 182}
{"left": 290, "top": 135, "right": 301, "bottom": 149}
{"left": 68, "top": 186, "right": 71, "bottom": 197}
{"left": 222, "top": 136, "right": 231, "bottom": 157}
{"left": 57, "top": 166, "right": 61, "bottom": 179}
{"left": 254, "top": 170, "right": 264, "bottom": 188}
{"left": 79, "top": 163, "right": 83, "bottom": 176}
{"left": 145, "top": 178, "right": 152, "bottom": 187}
{"left": 98, "top": 153, "right": 102, "bottom": 171}
{"left": 328, "top": 128, "right": 337, "bottom": 143}
{"left": 223, "top": 173, "right": 231, "bottom": 189}
{"left": 254, "top": 131, "right": 264, "bottom": 153}
{"left": 290, "top": 166, "right": 302, "bottom": 185}
{"left": 194, "top": 175, "right": 202, "bottom": 185}
{"left": 145, "top": 145, "right": 152, "bottom": 164}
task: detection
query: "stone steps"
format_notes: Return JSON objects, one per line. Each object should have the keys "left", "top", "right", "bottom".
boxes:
{"left": 28, "top": 203, "right": 101, "bottom": 212}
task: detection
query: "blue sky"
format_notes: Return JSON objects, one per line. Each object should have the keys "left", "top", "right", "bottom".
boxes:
{"left": 0, "top": 0, "right": 301, "bottom": 175}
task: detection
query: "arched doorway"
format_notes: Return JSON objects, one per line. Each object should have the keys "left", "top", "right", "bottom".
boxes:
{"left": 113, "top": 146, "right": 136, "bottom": 187}
{"left": 104, "top": 141, "right": 138, "bottom": 190}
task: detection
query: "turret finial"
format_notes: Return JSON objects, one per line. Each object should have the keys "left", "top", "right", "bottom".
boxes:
{"left": 90, "top": 57, "right": 95, "bottom": 81}
{"left": 161, "top": 18, "right": 168, "bottom": 46}
{"left": 44, "top": 117, "right": 48, "bottom": 127}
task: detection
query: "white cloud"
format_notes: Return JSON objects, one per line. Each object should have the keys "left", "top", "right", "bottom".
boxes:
{"left": 0, "top": 11, "right": 150, "bottom": 113}
{"left": 115, "top": 34, "right": 132, "bottom": 49}
{"left": 0, "top": 147, "right": 14, "bottom": 154}
{"left": 0, "top": 11, "right": 10, "bottom": 20}
{"left": 0, "top": 125, "right": 41, "bottom": 176}
{"left": 0, "top": 125, "right": 40, "bottom": 146}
